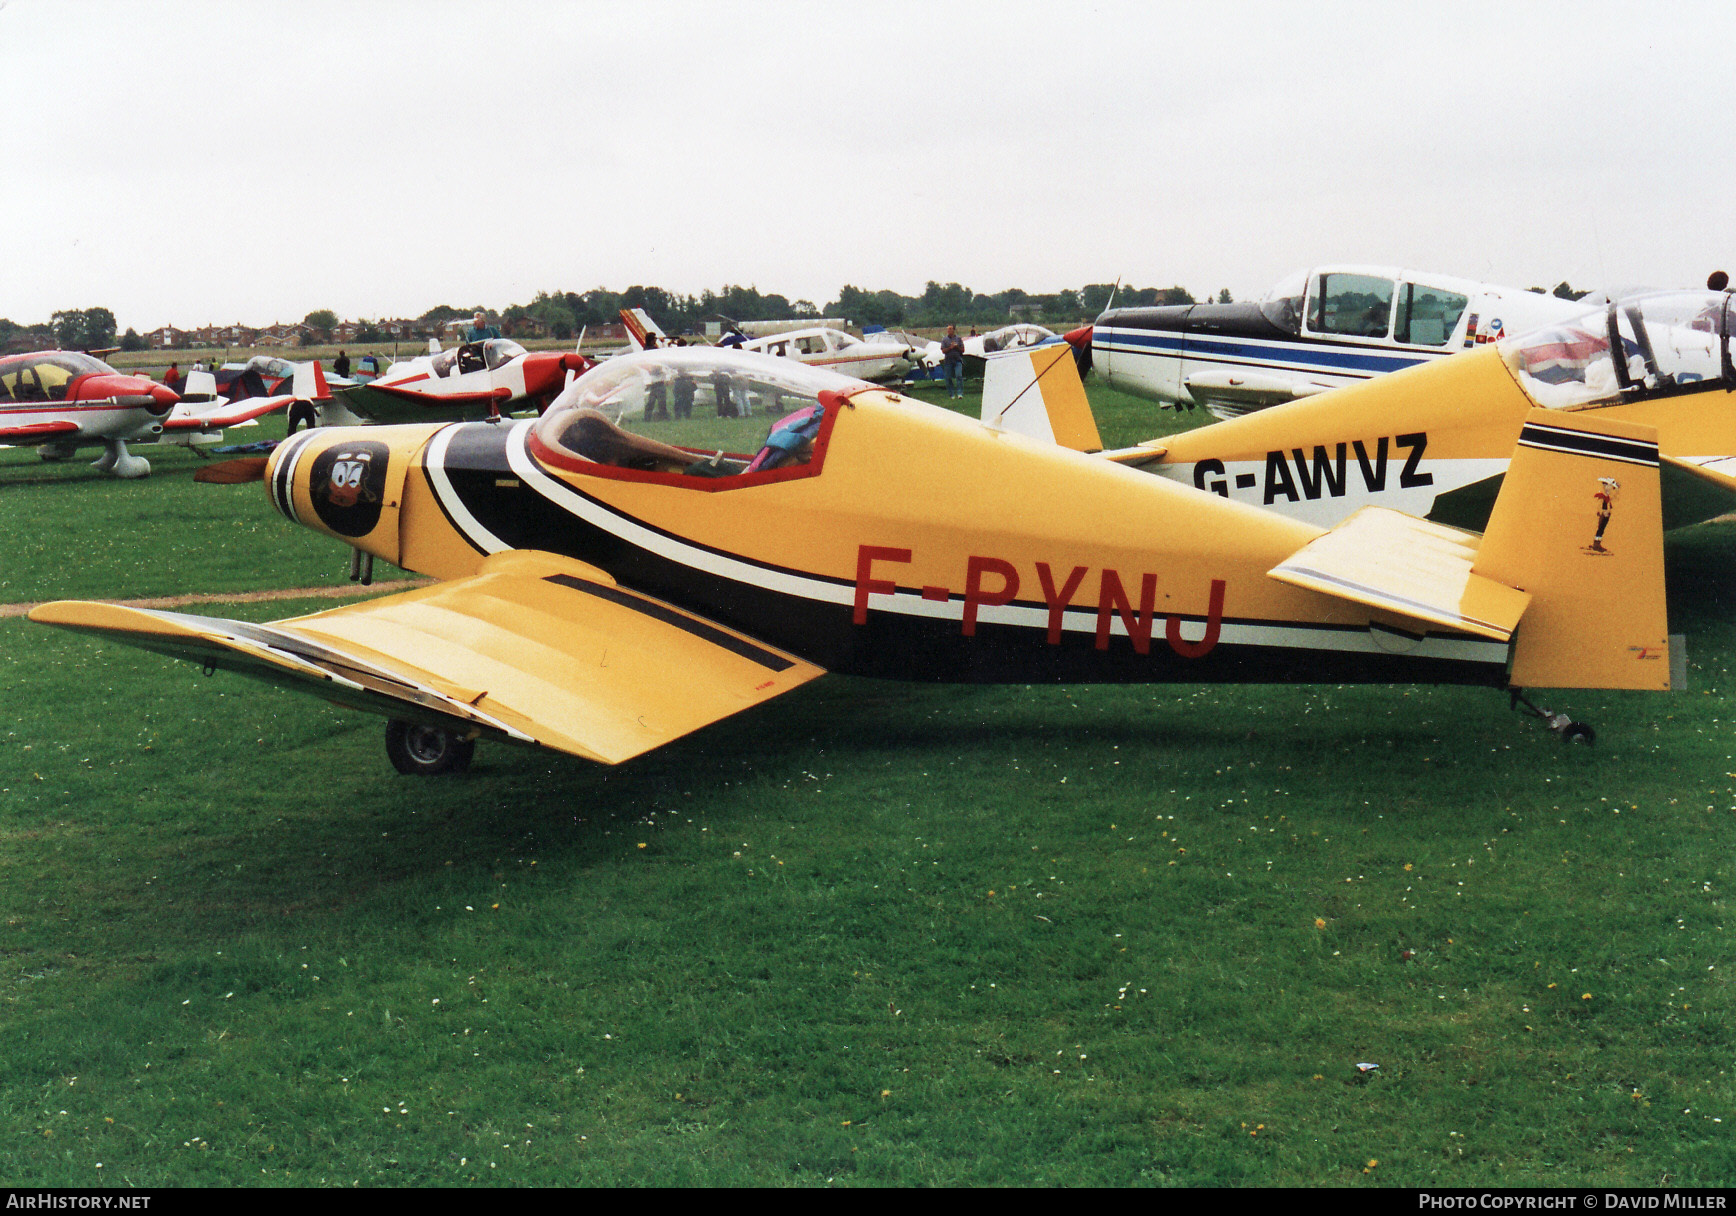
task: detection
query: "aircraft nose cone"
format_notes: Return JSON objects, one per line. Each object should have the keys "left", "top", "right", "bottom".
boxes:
{"left": 1062, "top": 324, "right": 1094, "bottom": 351}
{"left": 148, "top": 382, "right": 180, "bottom": 415}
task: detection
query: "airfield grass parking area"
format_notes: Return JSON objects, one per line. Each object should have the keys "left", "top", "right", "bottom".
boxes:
{"left": 2, "top": 386, "right": 1736, "bottom": 1186}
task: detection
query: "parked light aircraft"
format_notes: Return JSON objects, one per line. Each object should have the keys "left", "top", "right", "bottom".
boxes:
{"left": 1095, "top": 290, "right": 1736, "bottom": 534}
{"left": 737, "top": 327, "right": 919, "bottom": 382}
{"left": 1083, "top": 266, "right": 1590, "bottom": 420}
{"left": 0, "top": 351, "right": 286, "bottom": 478}
{"left": 309, "top": 338, "right": 592, "bottom": 429}
{"left": 621, "top": 306, "right": 921, "bottom": 383}
{"left": 31, "top": 347, "right": 1676, "bottom": 773}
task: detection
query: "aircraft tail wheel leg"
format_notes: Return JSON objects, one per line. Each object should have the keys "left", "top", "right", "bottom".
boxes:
{"left": 385, "top": 720, "right": 476, "bottom": 775}
{"left": 1508, "top": 688, "right": 1595, "bottom": 745}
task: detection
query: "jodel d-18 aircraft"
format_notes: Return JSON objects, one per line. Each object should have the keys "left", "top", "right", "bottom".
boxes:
{"left": 31, "top": 347, "right": 1674, "bottom": 774}
{"left": 1093, "top": 289, "right": 1736, "bottom": 532}
{"left": 304, "top": 337, "right": 593, "bottom": 430}
{"left": 0, "top": 350, "right": 290, "bottom": 478}
{"left": 1078, "top": 265, "right": 1588, "bottom": 419}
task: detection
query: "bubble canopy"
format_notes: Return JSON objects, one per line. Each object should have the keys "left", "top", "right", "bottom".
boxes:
{"left": 1504, "top": 291, "right": 1735, "bottom": 410}
{"left": 532, "top": 348, "right": 869, "bottom": 480}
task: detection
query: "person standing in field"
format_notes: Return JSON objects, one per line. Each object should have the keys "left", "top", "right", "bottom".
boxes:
{"left": 467, "top": 312, "right": 501, "bottom": 341}
{"left": 333, "top": 350, "right": 351, "bottom": 379}
{"left": 940, "top": 324, "right": 965, "bottom": 400}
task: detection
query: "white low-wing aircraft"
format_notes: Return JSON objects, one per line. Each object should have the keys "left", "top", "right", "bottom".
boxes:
{"left": 619, "top": 307, "right": 921, "bottom": 383}
{"left": 737, "top": 326, "right": 920, "bottom": 382}
{"left": 1082, "top": 266, "right": 1590, "bottom": 419}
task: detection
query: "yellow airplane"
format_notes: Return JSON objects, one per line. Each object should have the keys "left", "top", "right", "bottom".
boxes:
{"left": 1081, "top": 289, "right": 1736, "bottom": 533}
{"left": 30, "top": 346, "right": 1676, "bottom": 773}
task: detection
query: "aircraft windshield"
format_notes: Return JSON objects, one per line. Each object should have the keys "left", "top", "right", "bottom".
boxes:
{"left": 1259, "top": 270, "right": 1309, "bottom": 335}
{"left": 483, "top": 338, "right": 527, "bottom": 371}
{"left": 1505, "top": 291, "right": 1734, "bottom": 409}
{"left": 534, "top": 348, "right": 864, "bottom": 479}
{"left": 980, "top": 324, "right": 1056, "bottom": 352}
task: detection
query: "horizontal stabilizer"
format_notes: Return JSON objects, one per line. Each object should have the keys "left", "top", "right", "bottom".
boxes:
{"left": 1269, "top": 507, "right": 1530, "bottom": 641}
{"left": 1097, "top": 440, "right": 1169, "bottom": 466}
{"left": 980, "top": 342, "right": 1103, "bottom": 452}
{"left": 30, "top": 550, "right": 825, "bottom": 765}
{"left": 161, "top": 393, "right": 293, "bottom": 430}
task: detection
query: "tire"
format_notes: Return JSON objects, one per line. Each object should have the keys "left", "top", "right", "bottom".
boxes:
{"left": 1562, "top": 723, "right": 1596, "bottom": 746}
{"left": 385, "top": 719, "right": 476, "bottom": 775}
{"left": 287, "top": 401, "right": 317, "bottom": 433}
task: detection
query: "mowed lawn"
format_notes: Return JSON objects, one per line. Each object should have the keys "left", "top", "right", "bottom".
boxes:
{"left": 1, "top": 386, "right": 1735, "bottom": 1185}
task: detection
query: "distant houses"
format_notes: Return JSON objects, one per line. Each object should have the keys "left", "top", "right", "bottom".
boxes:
{"left": 146, "top": 318, "right": 426, "bottom": 349}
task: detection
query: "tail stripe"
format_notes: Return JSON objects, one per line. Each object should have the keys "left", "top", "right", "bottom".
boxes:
{"left": 1518, "top": 422, "right": 1658, "bottom": 467}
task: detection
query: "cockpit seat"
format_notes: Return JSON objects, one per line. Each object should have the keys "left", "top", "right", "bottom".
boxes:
{"left": 558, "top": 408, "right": 697, "bottom": 473}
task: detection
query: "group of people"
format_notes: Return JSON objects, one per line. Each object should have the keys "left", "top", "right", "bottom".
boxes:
{"left": 641, "top": 363, "right": 753, "bottom": 420}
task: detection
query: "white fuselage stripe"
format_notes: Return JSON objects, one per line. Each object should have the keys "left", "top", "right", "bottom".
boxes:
{"left": 415, "top": 422, "right": 1515, "bottom": 665}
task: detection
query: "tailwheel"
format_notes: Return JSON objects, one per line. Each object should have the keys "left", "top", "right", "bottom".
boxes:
{"left": 385, "top": 719, "right": 476, "bottom": 775}
{"left": 1508, "top": 689, "right": 1595, "bottom": 745}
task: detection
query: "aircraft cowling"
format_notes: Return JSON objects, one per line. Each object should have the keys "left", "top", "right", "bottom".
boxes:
{"left": 73, "top": 374, "right": 179, "bottom": 417}
{"left": 265, "top": 424, "right": 435, "bottom": 568}
{"left": 520, "top": 352, "right": 595, "bottom": 408}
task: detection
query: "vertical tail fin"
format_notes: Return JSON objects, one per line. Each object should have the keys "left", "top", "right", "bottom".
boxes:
{"left": 979, "top": 341, "right": 1103, "bottom": 452}
{"left": 619, "top": 308, "right": 666, "bottom": 351}
{"left": 1472, "top": 408, "right": 1670, "bottom": 689}
{"left": 292, "top": 360, "right": 330, "bottom": 402}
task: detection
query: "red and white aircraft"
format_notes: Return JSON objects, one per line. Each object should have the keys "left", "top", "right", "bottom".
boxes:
{"left": 313, "top": 338, "right": 592, "bottom": 429}
{"left": 0, "top": 350, "right": 290, "bottom": 478}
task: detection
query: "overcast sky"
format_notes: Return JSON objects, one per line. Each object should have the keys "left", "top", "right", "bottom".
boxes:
{"left": 3, "top": 0, "right": 1732, "bottom": 331}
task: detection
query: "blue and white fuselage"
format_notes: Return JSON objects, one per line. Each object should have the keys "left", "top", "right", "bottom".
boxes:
{"left": 1090, "top": 265, "right": 1589, "bottom": 419}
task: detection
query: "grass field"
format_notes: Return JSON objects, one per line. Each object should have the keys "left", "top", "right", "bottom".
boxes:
{"left": 2, "top": 385, "right": 1734, "bottom": 1186}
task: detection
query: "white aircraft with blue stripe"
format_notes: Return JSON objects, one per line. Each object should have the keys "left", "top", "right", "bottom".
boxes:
{"left": 1083, "top": 265, "right": 1589, "bottom": 420}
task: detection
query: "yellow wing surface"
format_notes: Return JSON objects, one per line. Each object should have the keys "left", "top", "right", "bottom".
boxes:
{"left": 29, "top": 550, "right": 824, "bottom": 765}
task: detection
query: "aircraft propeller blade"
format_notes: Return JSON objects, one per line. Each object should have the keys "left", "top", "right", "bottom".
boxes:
{"left": 194, "top": 457, "right": 270, "bottom": 484}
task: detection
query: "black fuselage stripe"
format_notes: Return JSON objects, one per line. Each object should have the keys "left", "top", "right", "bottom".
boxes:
{"left": 1518, "top": 424, "right": 1658, "bottom": 466}
{"left": 543, "top": 574, "right": 796, "bottom": 671}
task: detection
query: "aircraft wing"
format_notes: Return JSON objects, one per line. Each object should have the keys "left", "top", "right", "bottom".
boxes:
{"left": 1267, "top": 506, "right": 1531, "bottom": 641}
{"left": 30, "top": 550, "right": 825, "bottom": 765}
{"left": 1182, "top": 369, "right": 1334, "bottom": 411}
{"left": 1660, "top": 454, "right": 1736, "bottom": 530}
{"left": 0, "top": 419, "right": 80, "bottom": 443}
{"left": 357, "top": 381, "right": 513, "bottom": 410}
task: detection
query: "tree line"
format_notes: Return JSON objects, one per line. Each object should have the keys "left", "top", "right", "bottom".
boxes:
{"left": 0, "top": 281, "right": 1223, "bottom": 354}
{"left": 492, "top": 281, "right": 1215, "bottom": 340}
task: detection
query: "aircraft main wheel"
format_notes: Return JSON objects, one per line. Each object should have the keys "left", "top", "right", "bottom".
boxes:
{"left": 385, "top": 720, "right": 475, "bottom": 775}
{"left": 1561, "top": 723, "right": 1596, "bottom": 746}
{"left": 287, "top": 401, "right": 317, "bottom": 433}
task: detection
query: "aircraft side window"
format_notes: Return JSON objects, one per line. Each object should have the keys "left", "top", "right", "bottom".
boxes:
{"left": 1395, "top": 283, "right": 1469, "bottom": 346}
{"left": 1311, "top": 273, "right": 1395, "bottom": 339}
